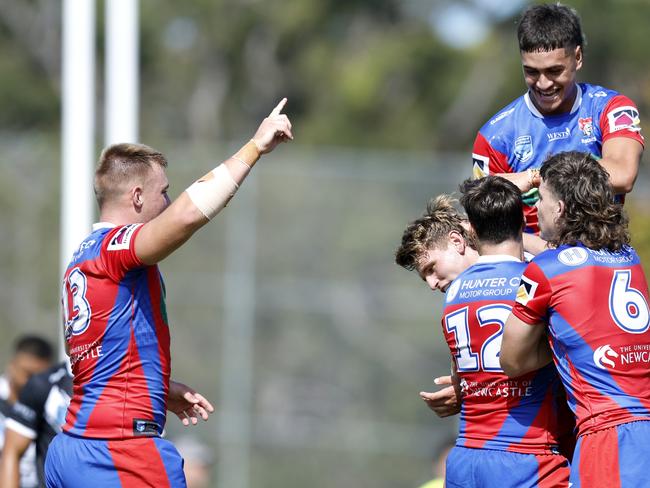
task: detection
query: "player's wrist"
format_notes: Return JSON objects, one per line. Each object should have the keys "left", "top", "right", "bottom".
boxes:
{"left": 527, "top": 168, "right": 540, "bottom": 188}
{"left": 230, "top": 139, "right": 260, "bottom": 169}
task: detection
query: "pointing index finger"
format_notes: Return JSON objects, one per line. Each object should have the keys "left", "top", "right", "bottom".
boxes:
{"left": 269, "top": 97, "right": 287, "bottom": 117}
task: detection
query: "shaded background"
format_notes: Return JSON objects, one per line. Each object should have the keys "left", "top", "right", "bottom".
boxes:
{"left": 1, "top": 1, "right": 649, "bottom": 486}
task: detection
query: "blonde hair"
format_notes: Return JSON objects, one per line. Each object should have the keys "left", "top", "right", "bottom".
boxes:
{"left": 395, "top": 194, "right": 476, "bottom": 271}
{"left": 94, "top": 143, "right": 168, "bottom": 209}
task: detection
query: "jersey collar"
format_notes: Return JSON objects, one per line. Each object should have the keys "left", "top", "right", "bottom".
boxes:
{"left": 92, "top": 222, "right": 117, "bottom": 231}
{"left": 476, "top": 254, "right": 522, "bottom": 264}
{"left": 524, "top": 84, "right": 582, "bottom": 118}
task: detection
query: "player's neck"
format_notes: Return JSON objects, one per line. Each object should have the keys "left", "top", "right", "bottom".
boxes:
{"left": 99, "top": 206, "right": 140, "bottom": 227}
{"left": 478, "top": 240, "right": 523, "bottom": 261}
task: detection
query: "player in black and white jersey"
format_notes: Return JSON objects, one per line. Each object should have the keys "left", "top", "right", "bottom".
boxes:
{"left": 0, "top": 362, "right": 72, "bottom": 488}
{"left": 0, "top": 335, "right": 53, "bottom": 488}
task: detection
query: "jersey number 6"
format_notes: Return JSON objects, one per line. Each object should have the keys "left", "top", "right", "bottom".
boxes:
{"left": 609, "top": 269, "right": 650, "bottom": 334}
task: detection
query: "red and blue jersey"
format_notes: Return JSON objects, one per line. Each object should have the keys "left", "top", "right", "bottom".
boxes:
{"left": 60, "top": 223, "right": 171, "bottom": 439}
{"left": 443, "top": 255, "right": 570, "bottom": 454}
{"left": 472, "top": 83, "right": 644, "bottom": 233}
{"left": 512, "top": 243, "right": 650, "bottom": 437}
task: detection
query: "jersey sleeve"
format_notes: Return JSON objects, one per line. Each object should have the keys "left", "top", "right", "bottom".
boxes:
{"left": 512, "top": 261, "right": 552, "bottom": 325}
{"left": 5, "top": 375, "right": 50, "bottom": 440}
{"left": 599, "top": 95, "right": 644, "bottom": 146}
{"left": 472, "top": 131, "right": 511, "bottom": 178}
{"left": 99, "top": 223, "right": 145, "bottom": 282}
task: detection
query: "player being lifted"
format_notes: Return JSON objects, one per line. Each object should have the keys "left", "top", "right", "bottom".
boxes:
{"left": 473, "top": 3, "right": 643, "bottom": 252}
{"left": 45, "top": 100, "right": 293, "bottom": 488}
{"left": 501, "top": 151, "right": 650, "bottom": 487}
{"left": 396, "top": 177, "right": 571, "bottom": 487}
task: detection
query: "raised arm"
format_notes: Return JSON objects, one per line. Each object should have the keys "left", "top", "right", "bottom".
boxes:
{"left": 135, "top": 98, "right": 293, "bottom": 265}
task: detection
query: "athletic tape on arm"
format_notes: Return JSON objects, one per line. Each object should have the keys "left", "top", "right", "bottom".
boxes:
{"left": 185, "top": 164, "right": 239, "bottom": 220}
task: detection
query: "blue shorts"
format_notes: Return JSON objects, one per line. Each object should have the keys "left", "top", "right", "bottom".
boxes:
{"left": 570, "top": 420, "right": 650, "bottom": 488}
{"left": 45, "top": 432, "right": 186, "bottom": 488}
{"left": 445, "top": 446, "right": 570, "bottom": 488}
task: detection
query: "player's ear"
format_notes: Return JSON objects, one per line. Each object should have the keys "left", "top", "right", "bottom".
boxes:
{"left": 132, "top": 186, "right": 144, "bottom": 210}
{"left": 449, "top": 230, "right": 466, "bottom": 253}
{"left": 574, "top": 46, "right": 583, "bottom": 70}
{"left": 556, "top": 199, "right": 566, "bottom": 220}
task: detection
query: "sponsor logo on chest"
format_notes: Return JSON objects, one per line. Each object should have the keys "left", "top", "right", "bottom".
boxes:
{"left": 546, "top": 127, "right": 571, "bottom": 142}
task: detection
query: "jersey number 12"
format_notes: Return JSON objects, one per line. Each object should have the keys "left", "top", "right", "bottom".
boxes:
{"left": 445, "top": 305, "right": 512, "bottom": 372}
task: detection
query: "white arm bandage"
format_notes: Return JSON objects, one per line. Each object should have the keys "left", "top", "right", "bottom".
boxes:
{"left": 185, "top": 164, "right": 239, "bottom": 220}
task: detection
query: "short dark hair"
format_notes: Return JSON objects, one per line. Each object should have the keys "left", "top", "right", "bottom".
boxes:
{"left": 540, "top": 151, "right": 629, "bottom": 251}
{"left": 395, "top": 195, "right": 476, "bottom": 271}
{"left": 517, "top": 3, "right": 585, "bottom": 53}
{"left": 13, "top": 335, "right": 54, "bottom": 361}
{"left": 459, "top": 176, "right": 524, "bottom": 246}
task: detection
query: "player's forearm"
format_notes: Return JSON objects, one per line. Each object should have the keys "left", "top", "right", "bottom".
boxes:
{"left": 500, "top": 351, "right": 535, "bottom": 377}
{"left": 523, "top": 233, "right": 549, "bottom": 256}
{"left": 494, "top": 170, "right": 539, "bottom": 193}
{"left": 0, "top": 452, "right": 21, "bottom": 488}
{"left": 500, "top": 338, "right": 551, "bottom": 377}
{"left": 223, "top": 140, "right": 261, "bottom": 182}
{"left": 599, "top": 138, "right": 643, "bottom": 194}
{"left": 598, "top": 156, "right": 638, "bottom": 194}
{"left": 183, "top": 140, "right": 261, "bottom": 223}
{"left": 501, "top": 319, "right": 550, "bottom": 377}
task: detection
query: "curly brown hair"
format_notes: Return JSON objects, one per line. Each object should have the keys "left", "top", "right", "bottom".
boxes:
{"left": 540, "top": 151, "right": 630, "bottom": 251}
{"left": 395, "top": 194, "right": 476, "bottom": 271}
